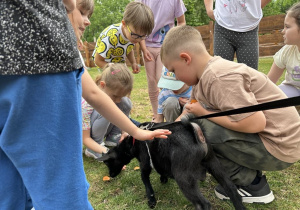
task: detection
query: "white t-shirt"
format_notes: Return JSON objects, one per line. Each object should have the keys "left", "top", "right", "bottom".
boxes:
{"left": 273, "top": 45, "right": 300, "bottom": 89}
{"left": 214, "top": 0, "right": 263, "bottom": 32}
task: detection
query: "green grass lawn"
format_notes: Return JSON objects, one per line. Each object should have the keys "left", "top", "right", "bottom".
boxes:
{"left": 84, "top": 57, "right": 300, "bottom": 210}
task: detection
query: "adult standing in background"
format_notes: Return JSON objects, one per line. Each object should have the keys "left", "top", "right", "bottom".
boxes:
{"left": 136, "top": 0, "right": 187, "bottom": 121}
{"left": 204, "top": 0, "right": 271, "bottom": 70}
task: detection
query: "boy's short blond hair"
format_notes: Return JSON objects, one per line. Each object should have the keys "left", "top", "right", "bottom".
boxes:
{"left": 123, "top": 2, "right": 154, "bottom": 35}
{"left": 161, "top": 25, "right": 206, "bottom": 61}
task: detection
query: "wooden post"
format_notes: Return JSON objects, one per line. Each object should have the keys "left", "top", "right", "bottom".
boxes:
{"left": 84, "top": 41, "right": 90, "bottom": 67}
{"left": 209, "top": 21, "right": 214, "bottom": 56}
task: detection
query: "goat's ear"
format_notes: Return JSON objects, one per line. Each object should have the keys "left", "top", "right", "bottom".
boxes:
{"left": 97, "top": 151, "right": 118, "bottom": 161}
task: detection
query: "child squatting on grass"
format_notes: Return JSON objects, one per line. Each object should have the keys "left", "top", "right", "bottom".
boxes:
{"left": 0, "top": 0, "right": 170, "bottom": 209}
{"left": 161, "top": 25, "right": 300, "bottom": 204}
{"left": 154, "top": 66, "right": 192, "bottom": 123}
{"left": 82, "top": 64, "right": 137, "bottom": 159}
{"left": 92, "top": 1, "right": 154, "bottom": 74}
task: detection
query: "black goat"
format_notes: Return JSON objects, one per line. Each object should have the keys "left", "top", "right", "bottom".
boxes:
{"left": 99, "top": 115, "right": 245, "bottom": 210}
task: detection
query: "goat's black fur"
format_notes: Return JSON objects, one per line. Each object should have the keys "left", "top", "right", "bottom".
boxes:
{"left": 99, "top": 114, "right": 245, "bottom": 210}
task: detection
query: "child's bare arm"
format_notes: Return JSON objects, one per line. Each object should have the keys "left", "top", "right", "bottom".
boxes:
{"left": 267, "top": 62, "right": 285, "bottom": 84}
{"left": 204, "top": 0, "right": 215, "bottom": 20}
{"left": 176, "top": 14, "right": 186, "bottom": 26}
{"left": 94, "top": 53, "right": 108, "bottom": 69}
{"left": 82, "top": 130, "right": 108, "bottom": 154}
{"left": 126, "top": 50, "right": 140, "bottom": 74}
{"left": 82, "top": 69, "right": 171, "bottom": 140}
{"left": 154, "top": 114, "right": 164, "bottom": 123}
{"left": 140, "top": 40, "right": 152, "bottom": 61}
{"left": 185, "top": 102, "right": 266, "bottom": 133}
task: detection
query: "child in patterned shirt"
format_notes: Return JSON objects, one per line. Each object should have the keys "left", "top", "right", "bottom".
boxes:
{"left": 92, "top": 2, "right": 154, "bottom": 74}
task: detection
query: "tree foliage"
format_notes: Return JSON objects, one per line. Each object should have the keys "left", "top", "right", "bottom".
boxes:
{"left": 183, "top": 0, "right": 210, "bottom": 26}
{"left": 83, "top": 0, "right": 130, "bottom": 42}
{"left": 83, "top": 0, "right": 299, "bottom": 42}
{"left": 263, "top": 0, "right": 299, "bottom": 17}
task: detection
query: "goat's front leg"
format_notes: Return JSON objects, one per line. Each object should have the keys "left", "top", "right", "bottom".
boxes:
{"left": 140, "top": 162, "right": 156, "bottom": 208}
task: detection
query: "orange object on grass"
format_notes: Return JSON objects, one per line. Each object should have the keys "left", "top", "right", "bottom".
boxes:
{"left": 102, "top": 176, "right": 111, "bottom": 181}
{"left": 134, "top": 166, "right": 140, "bottom": 171}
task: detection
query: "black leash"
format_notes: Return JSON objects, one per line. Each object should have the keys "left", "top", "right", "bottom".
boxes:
{"left": 147, "top": 96, "right": 300, "bottom": 130}
{"left": 190, "top": 96, "right": 300, "bottom": 121}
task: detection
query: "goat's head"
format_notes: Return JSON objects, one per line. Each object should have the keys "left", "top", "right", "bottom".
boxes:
{"left": 98, "top": 135, "right": 135, "bottom": 177}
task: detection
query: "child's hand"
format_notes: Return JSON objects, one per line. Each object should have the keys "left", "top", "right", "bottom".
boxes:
{"left": 133, "top": 129, "right": 171, "bottom": 141}
{"left": 119, "top": 132, "right": 129, "bottom": 142}
{"left": 132, "top": 63, "right": 141, "bottom": 74}
{"left": 143, "top": 49, "right": 153, "bottom": 62}
{"left": 178, "top": 97, "right": 189, "bottom": 106}
{"left": 185, "top": 101, "right": 208, "bottom": 116}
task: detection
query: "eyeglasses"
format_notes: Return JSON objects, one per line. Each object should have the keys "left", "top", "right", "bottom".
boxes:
{"left": 126, "top": 25, "right": 148, "bottom": 40}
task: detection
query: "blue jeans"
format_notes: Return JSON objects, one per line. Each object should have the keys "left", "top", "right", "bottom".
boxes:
{"left": 0, "top": 69, "right": 93, "bottom": 210}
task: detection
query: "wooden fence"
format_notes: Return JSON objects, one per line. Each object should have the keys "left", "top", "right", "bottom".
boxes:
{"left": 81, "top": 14, "right": 285, "bottom": 67}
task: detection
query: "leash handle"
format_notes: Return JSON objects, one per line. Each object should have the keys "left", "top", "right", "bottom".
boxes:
{"left": 191, "top": 96, "right": 300, "bottom": 121}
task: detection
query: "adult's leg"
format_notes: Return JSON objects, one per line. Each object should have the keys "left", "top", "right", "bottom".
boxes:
{"left": 235, "top": 27, "right": 259, "bottom": 70}
{"left": 0, "top": 70, "right": 92, "bottom": 209}
{"left": 143, "top": 47, "right": 163, "bottom": 119}
{"left": 213, "top": 22, "right": 235, "bottom": 62}
{"left": 196, "top": 119, "right": 292, "bottom": 186}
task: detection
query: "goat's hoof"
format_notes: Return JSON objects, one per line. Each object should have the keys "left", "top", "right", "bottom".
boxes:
{"left": 148, "top": 199, "right": 156, "bottom": 209}
{"left": 160, "top": 176, "right": 168, "bottom": 184}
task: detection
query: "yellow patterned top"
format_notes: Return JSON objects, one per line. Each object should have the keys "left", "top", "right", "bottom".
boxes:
{"left": 92, "top": 23, "right": 134, "bottom": 64}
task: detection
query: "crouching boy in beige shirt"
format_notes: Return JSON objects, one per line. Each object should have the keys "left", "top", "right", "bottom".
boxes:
{"left": 161, "top": 25, "right": 300, "bottom": 204}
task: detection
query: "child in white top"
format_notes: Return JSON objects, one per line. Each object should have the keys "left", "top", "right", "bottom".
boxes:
{"left": 204, "top": 0, "right": 271, "bottom": 69}
{"left": 268, "top": 2, "right": 300, "bottom": 98}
